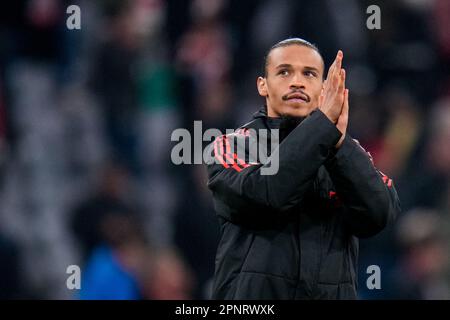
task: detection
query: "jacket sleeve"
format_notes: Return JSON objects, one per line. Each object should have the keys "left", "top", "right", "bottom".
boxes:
{"left": 206, "top": 109, "right": 342, "bottom": 215}
{"left": 324, "top": 135, "right": 401, "bottom": 238}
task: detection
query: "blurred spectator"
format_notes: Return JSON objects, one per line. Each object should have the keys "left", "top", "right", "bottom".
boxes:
{"left": 0, "top": 232, "right": 27, "bottom": 299}
{"left": 79, "top": 211, "right": 195, "bottom": 300}
{"left": 175, "top": 0, "right": 234, "bottom": 130}
{"left": 0, "top": 80, "right": 7, "bottom": 182}
{"left": 400, "top": 96, "right": 450, "bottom": 210}
{"left": 79, "top": 212, "right": 146, "bottom": 300}
{"left": 70, "top": 162, "right": 135, "bottom": 261}
{"left": 387, "top": 209, "right": 450, "bottom": 299}
{"left": 174, "top": 165, "right": 220, "bottom": 299}
{"left": 143, "top": 248, "right": 195, "bottom": 300}
{"left": 375, "top": 86, "right": 422, "bottom": 178}
{"left": 90, "top": 0, "right": 142, "bottom": 174}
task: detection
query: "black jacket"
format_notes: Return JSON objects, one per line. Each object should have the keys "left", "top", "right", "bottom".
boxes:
{"left": 205, "top": 107, "right": 401, "bottom": 299}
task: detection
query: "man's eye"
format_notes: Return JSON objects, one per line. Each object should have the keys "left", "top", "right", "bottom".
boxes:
{"left": 278, "top": 70, "right": 289, "bottom": 76}
{"left": 304, "top": 71, "right": 317, "bottom": 77}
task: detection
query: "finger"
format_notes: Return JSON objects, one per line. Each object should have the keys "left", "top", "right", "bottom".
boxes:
{"left": 336, "top": 89, "right": 349, "bottom": 132}
{"left": 338, "top": 68, "right": 346, "bottom": 93}
{"left": 331, "top": 51, "right": 343, "bottom": 89}
{"left": 322, "top": 79, "right": 328, "bottom": 93}
{"left": 326, "top": 50, "right": 341, "bottom": 81}
{"left": 342, "top": 89, "right": 349, "bottom": 118}
{"left": 335, "top": 50, "right": 343, "bottom": 72}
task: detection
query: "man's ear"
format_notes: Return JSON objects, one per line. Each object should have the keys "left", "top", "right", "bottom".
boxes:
{"left": 257, "top": 76, "right": 268, "bottom": 97}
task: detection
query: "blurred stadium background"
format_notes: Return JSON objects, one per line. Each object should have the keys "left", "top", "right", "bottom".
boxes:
{"left": 0, "top": 0, "right": 449, "bottom": 299}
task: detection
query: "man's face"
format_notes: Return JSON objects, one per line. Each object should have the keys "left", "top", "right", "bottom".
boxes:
{"left": 257, "top": 45, "right": 324, "bottom": 118}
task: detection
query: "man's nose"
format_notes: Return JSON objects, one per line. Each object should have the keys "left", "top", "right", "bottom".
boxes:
{"left": 289, "top": 73, "right": 305, "bottom": 89}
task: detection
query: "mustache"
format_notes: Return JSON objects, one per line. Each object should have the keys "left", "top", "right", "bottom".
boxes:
{"left": 281, "top": 89, "right": 311, "bottom": 102}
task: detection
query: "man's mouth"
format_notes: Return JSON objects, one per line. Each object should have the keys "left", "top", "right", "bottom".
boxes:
{"left": 282, "top": 91, "right": 310, "bottom": 103}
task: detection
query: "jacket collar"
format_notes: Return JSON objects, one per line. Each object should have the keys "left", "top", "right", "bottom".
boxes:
{"left": 252, "top": 105, "right": 307, "bottom": 131}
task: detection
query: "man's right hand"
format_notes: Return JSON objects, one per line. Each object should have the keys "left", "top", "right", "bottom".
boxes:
{"left": 318, "top": 50, "right": 346, "bottom": 124}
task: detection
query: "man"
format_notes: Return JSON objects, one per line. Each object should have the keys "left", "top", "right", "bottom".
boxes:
{"left": 205, "top": 38, "right": 401, "bottom": 299}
